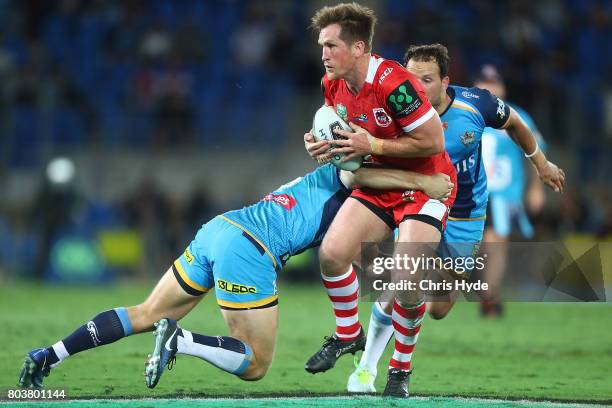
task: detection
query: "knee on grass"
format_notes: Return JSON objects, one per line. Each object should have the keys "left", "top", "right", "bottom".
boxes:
{"left": 238, "top": 360, "right": 270, "bottom": 381}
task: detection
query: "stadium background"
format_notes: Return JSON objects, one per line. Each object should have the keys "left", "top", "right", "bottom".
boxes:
{"left": 0, "top": 0, "right": 611, "bottom": 404}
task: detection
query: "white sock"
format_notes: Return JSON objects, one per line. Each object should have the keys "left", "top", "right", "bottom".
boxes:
{"left": 176, "top": 329, "right": 253, "bottom": 375}
{"left": 359, "top": 302, "right": 394, "bottom": 375}
{"left": 50, "top": 342, "right": 69, "bottom": 368}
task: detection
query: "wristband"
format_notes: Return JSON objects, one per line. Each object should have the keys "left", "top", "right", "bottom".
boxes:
{"left": 367, "top": 134, "right": 385, "bottom": 155}
{"left": 524, "top": 144, "right": 539, "bottom": 158}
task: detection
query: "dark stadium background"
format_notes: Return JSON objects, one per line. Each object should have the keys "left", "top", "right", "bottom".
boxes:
{"left": 0, "top": 0, "right": 610, "bottom": 282}
{"left": 0, "top": 0, "right": 611, "bottom": 403}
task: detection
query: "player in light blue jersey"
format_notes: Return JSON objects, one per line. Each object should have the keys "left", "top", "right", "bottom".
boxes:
{"left": 17, "top": 163, "right": 453, "bottom": 390}
{"left": 476, "top": 65, "right": 547, "bottom": 317}
{"left": 347, "top": 44, "right": 565, "bottom": 393}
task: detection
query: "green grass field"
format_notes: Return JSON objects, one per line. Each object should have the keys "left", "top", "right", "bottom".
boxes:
{"left": 1, "top": 282, "right": 611, "bottom": 407}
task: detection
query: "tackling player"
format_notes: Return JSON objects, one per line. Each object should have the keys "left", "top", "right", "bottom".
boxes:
{"left": 17, "top": 164, "right": 453, "bottom": 389}
{"left": 330, "top": 44, "right": 565, "bottom": 393}
{"left": 304, "top": 4, "right": 457, "bottom": 398}
{"left": 476, "top": 65, "right": 547, "bottom": 317}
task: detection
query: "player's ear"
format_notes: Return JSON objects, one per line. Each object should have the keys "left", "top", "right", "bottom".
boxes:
{"left": 351, "top": 40, "right": 366, "bottom": 57}
{"left": 442, "top": 76, "right": 450, "bottom": 89}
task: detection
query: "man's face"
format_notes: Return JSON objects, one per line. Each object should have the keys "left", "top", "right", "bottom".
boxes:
{"left": 474, "top": 80, "right": 506, "bottom": 99}
{"left": 406, "top": 59, "right": 448, "bottom": 108}
{"left": 318, "top": 24, "right": 356, "bottom": 80}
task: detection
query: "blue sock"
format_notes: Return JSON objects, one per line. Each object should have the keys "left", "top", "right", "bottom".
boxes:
{"left": 46, "top": 308, "right": 133, "bottom": 366}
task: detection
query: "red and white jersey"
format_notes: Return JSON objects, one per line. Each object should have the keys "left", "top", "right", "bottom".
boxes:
{"left": 322, "top": 54, "right": 453, "bottom": 176}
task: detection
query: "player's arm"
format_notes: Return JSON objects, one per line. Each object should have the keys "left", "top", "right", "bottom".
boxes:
{"left": 503, "top": 107, "right": 565, "bottom": 193}
{"left": 332, "top": 115, "right": 444, "bottom": 160}
{"left": 476, "top": 88, "right": 565, "bottom": 193}
{"left": 303, "top": 121, "right": 444, "bottom": 163}
{"left": 330, "top": 70, "right": 445, "bottom": 159}
{"left": 384, "top": 114, "right": 445, "bottom": 157}
{"left": 526, "top": 164, "right": 545, "bottom": 214}
{"left": 340, "top": 168, "right": 454, "bottom": 201}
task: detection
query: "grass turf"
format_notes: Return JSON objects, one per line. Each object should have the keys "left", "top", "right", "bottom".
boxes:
{"left": 1, "top": 397, "right": 607, "bottom": 408}
{"left": 0, "top": 282, "right": 611, "bottom": 402}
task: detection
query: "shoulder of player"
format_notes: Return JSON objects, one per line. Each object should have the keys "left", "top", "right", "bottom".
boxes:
{"left": 372, "top": 57, "right": 414, "bottom": 89}
{"left": 451, "top": 85, "right": 490, "bottom": 103}
{"left": 450, "top": 85, "right": 502, "bottom": 116}
{"left": 446, "top": 85, "right": 481, "bottom": 116}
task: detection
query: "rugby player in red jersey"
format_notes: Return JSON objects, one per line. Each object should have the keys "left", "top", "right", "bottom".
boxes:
{"left": 303, "top": 3, "right": 456, "bottom": 397}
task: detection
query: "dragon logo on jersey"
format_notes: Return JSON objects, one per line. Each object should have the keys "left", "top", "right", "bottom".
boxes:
{"left": 387, "top": 81, "right": 422, "bottom": 118}
{"left": 262, "top": 193, "right": 297, "bottom": 210}
{"left": 336, "top": 103, "right": 348, "bottom": 121}
{"left": 460, "top": 131, "right": 476, "bottom": 146}
{"left": 373, "top": 108, "right": 391, "bottom": 127}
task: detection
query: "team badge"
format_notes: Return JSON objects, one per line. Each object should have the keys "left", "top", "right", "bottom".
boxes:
{"left": 373, "top": 108, "right": 391, "bottom": 127}
{"left": 442, "top": 121, "right": 449, "bottom": 130}
{"left": 460, "top": 131, "right": 476, "bottom": 146}
{"left": 336, "top": 103, "right": 348, "bottom": 121}
{"left": 387, "top": 81, "right": 422, "bottom": 118}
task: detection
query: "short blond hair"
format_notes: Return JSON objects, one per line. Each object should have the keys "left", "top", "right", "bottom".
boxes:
{"left": 311, "top": 3, "right": 377, "bottom": 52}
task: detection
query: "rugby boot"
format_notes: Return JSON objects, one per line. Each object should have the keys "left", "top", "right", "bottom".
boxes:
{"left": 382, "top": 368, "right": 412, "bottom": 398}
{"left": 18, "top": 348, "right": 52, "bottom": 388}
{"left": 304, "top": 330, "right": 366, "bottom": 374}
{"left": 144, "top": 318, "right": 179, "bottom": 389}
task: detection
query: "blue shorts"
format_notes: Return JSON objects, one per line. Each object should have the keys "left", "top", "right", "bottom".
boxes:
{"left": 437, "top": 218, "right": 485, "bottom": 276}
{"left": 172, "top": 216, "right": 279, "bottom": 310}
{"left": 486, "top": 195, "right": 534, "bottom": 238}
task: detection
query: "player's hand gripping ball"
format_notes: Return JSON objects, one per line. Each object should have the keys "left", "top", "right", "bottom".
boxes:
{"left": 312, "top": 106, "right": 363, "bottom": 171}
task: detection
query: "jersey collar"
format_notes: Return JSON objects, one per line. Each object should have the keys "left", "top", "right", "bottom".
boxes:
{"left": 439, "top": 86, "right": 455, "bottom": 118}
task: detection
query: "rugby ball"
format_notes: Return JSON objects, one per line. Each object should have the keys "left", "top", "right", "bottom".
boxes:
{"left": 312, "top": 105, "right": 363, "bottom": 171}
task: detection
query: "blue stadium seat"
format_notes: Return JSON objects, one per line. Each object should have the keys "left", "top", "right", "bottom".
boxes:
{"left": 9, "top": 105, "right": 40, "bottom": 167}
{"left": 51, "top": 107, "right": 86, "bottom": 147}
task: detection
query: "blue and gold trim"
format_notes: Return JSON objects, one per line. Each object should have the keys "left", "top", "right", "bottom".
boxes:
{"left": 448, "top": 215, "right": 486, "bottom": 221}
{"left": 172, "top": 260, "right": 209, "bottom": 296}
{"left": 219, "top": 215, "right": 278, "bottom": 270}
{"left": 217, "top": 295, "right": 279, "bottom": 310}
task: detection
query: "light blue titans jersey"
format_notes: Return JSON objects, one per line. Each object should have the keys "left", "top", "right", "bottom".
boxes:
{"left": 223, "top": 164, "right": 350, "bottom": 267}
{"left": 441, "top": 85, "right": 510, "bottom": 218}
{"left": 482, "top": 104, "right": 544, "bottom": 203}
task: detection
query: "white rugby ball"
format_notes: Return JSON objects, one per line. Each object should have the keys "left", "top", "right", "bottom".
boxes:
{"left": 312, "top": 105, "right": 363, "bottom": 171}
